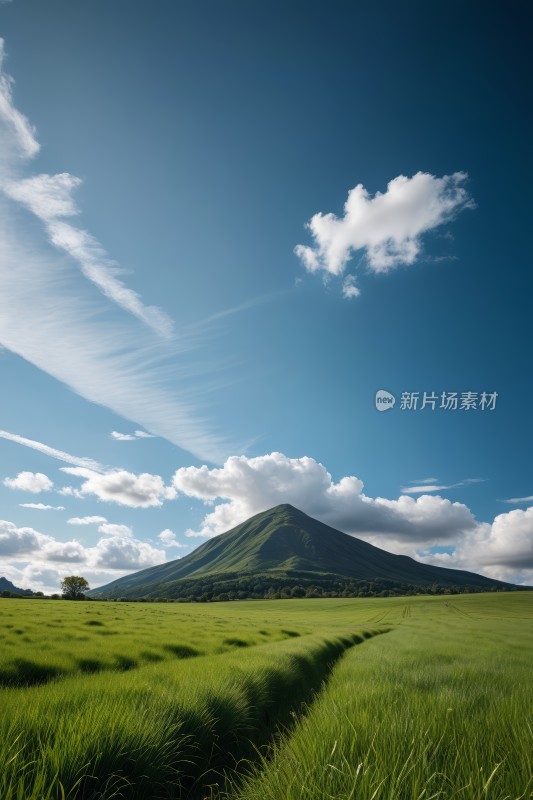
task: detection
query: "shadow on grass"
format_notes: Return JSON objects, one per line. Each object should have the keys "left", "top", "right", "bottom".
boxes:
{"left": 185, "top": 628, "right": 389, "bottom": 800}
{"left": 0, "top": 658, "right": 62, "bottom": 687}
{"left": 163, "top": 644, "right": 201, "bottom": 659}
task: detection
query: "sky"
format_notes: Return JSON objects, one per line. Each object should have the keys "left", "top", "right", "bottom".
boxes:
{"left": 0, "top": 0, "right": 531, "bottom": 593}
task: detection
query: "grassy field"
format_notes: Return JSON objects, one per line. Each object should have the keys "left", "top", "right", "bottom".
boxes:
{"left": 0, "top": 599, "right": 315, "bottom": 685}
{"left": 0, "top": 593, "right": 531, "bottom": 799}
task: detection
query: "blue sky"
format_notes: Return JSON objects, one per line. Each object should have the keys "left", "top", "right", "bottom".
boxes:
{"left": 0, "top": 0, "right": 531, "bottom": 593}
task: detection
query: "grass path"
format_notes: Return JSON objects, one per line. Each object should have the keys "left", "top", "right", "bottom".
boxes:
{"left": 0, "top": 628, "right": 380, "bottom": 799}
{"left": 230, "top": 594, "right": 533, "bottom": 800}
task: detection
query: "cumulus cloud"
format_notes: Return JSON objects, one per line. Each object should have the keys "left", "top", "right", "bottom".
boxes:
{"left": 19, "top": 503, "right": 65, "bottom": 510}
{"left": 90, "top": 535, "right": 164, "bottom": 571}
{"left": 0, "top": 516, "right": 165, "bottom": 592}
{"left": 3, "top": 471, "right": 53, "bottom": 493}
{"left": 98, "top": 522, "right": 134, "bottom": 538}
{"left": 67, "top": 515, "right": 108, "bottom": 525}
{"left": 419, "top": 507, "right": 533, "bottom": 585}
{"left": 0, "top": 519, "right": 40, "bottom": 555}
{"left": 341, "top": 275, "right": 360, "bottom": 299}
{"left": 171, "top": 452, "right": 533, "bottom": 584}
{"left": 158, "top": 528, "right": 187, "bottom": 548}
{"left": 60, "top": 467, "right": 176, "bottom": 508}
{"left": 111, "top": 429, "right": 155, "bottom": 441}
{"left": 295, "top": 172, "right": 474, "bottom": 294}
{"left": 41, "top": 539, "right": 86, "bottom": 563}
{"left": 172, "top": 452, "right": 476, "bottom": 543}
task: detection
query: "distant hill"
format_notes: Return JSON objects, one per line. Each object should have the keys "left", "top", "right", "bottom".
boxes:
{"left": 88, "top": 504, "right": 517, "bottom": 600}
{"left": 0, "top": 576, "right": 34, "bottom": 596}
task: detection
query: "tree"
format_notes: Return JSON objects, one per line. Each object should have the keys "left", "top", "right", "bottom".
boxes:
{"left": 61, "top": 576, "right": 90, "bottom": 600}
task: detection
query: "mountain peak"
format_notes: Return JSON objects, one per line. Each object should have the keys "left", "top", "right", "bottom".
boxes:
{"left": 89, "top": 504, "right": 513, "bottom": 599}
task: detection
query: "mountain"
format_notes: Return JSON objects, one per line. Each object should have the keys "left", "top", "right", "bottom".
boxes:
{"left": 88, "top": 504, "right": 516, "bottom": 599}
{"left": 0, "top": 576, "right": 34, "bottom": 596}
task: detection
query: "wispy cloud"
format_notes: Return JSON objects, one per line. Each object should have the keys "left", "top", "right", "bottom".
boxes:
{"left": 111, "top": 429, "right": 156, "bottom": 441}
{"left": 4, "top": 174, "right": 174, "bottom": 337}
{"left": 0, "top": 39, "right": 236, "bottom": 464}
{"left": 402, "top": 484, "right": 450, "bottom": 494}
{"left": 401, "top": 477, "right": 485, "bottom": 495}
{"left": 295, "top": 172, "right": 475, "bottom": 295}
{"left": 501, "top": 495, "right": 533, "bottom": 504}
{"left": 19, "top": 503, "right": 65, "bottom": 510}
{"left": 0, "top": 430, "right": 105, "bottom": 471}
{"left": 67, "top": 516, "right": 108, "bottom": 525}
{"left": 0, "top": 40, "right": 38, "bottom": 159}
{"left": 0, "top": 43, "right": 173, "bottom": 339}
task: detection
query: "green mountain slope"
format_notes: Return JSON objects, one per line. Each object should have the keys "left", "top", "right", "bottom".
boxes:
{"left": 89, "top": 504, "right": 514, "bottom": 599}
{"left": 0, "top": 576, "right": 33, "bottom": 595}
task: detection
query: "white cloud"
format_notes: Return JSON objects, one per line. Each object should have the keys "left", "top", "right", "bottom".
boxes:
{"left": 3, "top": 471, "right": 53, "bottom": 493}
{"left": 98, "top": 522, "right": 134, "bottom": 538}
{"left": 111, "top": 429, "right": 155, "bottom": 441}
{"left": 0, "top": 40, "right": 39, "bottom": 160}
{"left": 41, "top": 539, "right": 86, "bottom": 563}
{"left": 19, "top": 503, "right": 65, "bottom": 510}
{"left": 402, "top": 484, "right": 449, "bottom": 494}
{"left": 0, "top": 519, "right": 40, "bottom": 555}
{"left": 90, "top": 535, "right": 164, "bottom": 571}
{"left": 341, "top": 275, "right": 360, "bottom": 299}
{"left": 0, "top": 516, "right": 165, "bottom": 592}
{"left": 419, "top": 507, "right": 533, "bottom": 585}
{"left": 402, "top": 477, "right": 485, "bottom": 494}
{"left": 0, "top": 39, "right": 232, "bottom": 464}
{"left": 61, "top": 467, "right": 176, "bottom": 508}
{"left": 111, "top": 431, "right": 136, "bottom": 441}
{"left": 3, "top": 172, "right": 174, "bottom": 338}
{"left": 295, "top": 172, "right": 474, "bottom": 292}
{"left": 172, "top": 452, "right": 533, "bottom": 584}
{"left": 0, "top": 220, "right": 231, "bottom": 462}
{"left": 172, "top": 452, "right": 476, "bottom": 543}
{"left": 502, "top": 495, "right": 533, "bottom": 504}
{"left": 0, "top": 429, "right": 105, "bottom": 471}
{"left": 158, "top": 528, "right": 187, "bottom": 548}
{"left": 67, "top": 515, "right": 108, "bottom": 525}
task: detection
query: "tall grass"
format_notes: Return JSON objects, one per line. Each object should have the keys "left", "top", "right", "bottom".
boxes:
{"left": 0, "top": 629, "right": 374, "bottom": 799}
{"left": 0, "top": 599, "right": 313, "bottom": 686}
{"left": 232, "top": 595, "right": 533, "bottom": 800}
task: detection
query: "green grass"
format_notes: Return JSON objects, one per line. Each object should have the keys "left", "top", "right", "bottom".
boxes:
{"left": 232, "top": 593, "right": 533, "bottom": 800}
{"left": 0, "top": 629, "right": 373, "bottom": 799}
{"left": 0, "top": 593, "right": 531, "bottom": 799}
{"left": 0, "top": 598, "right": 314, "bottom": 685}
